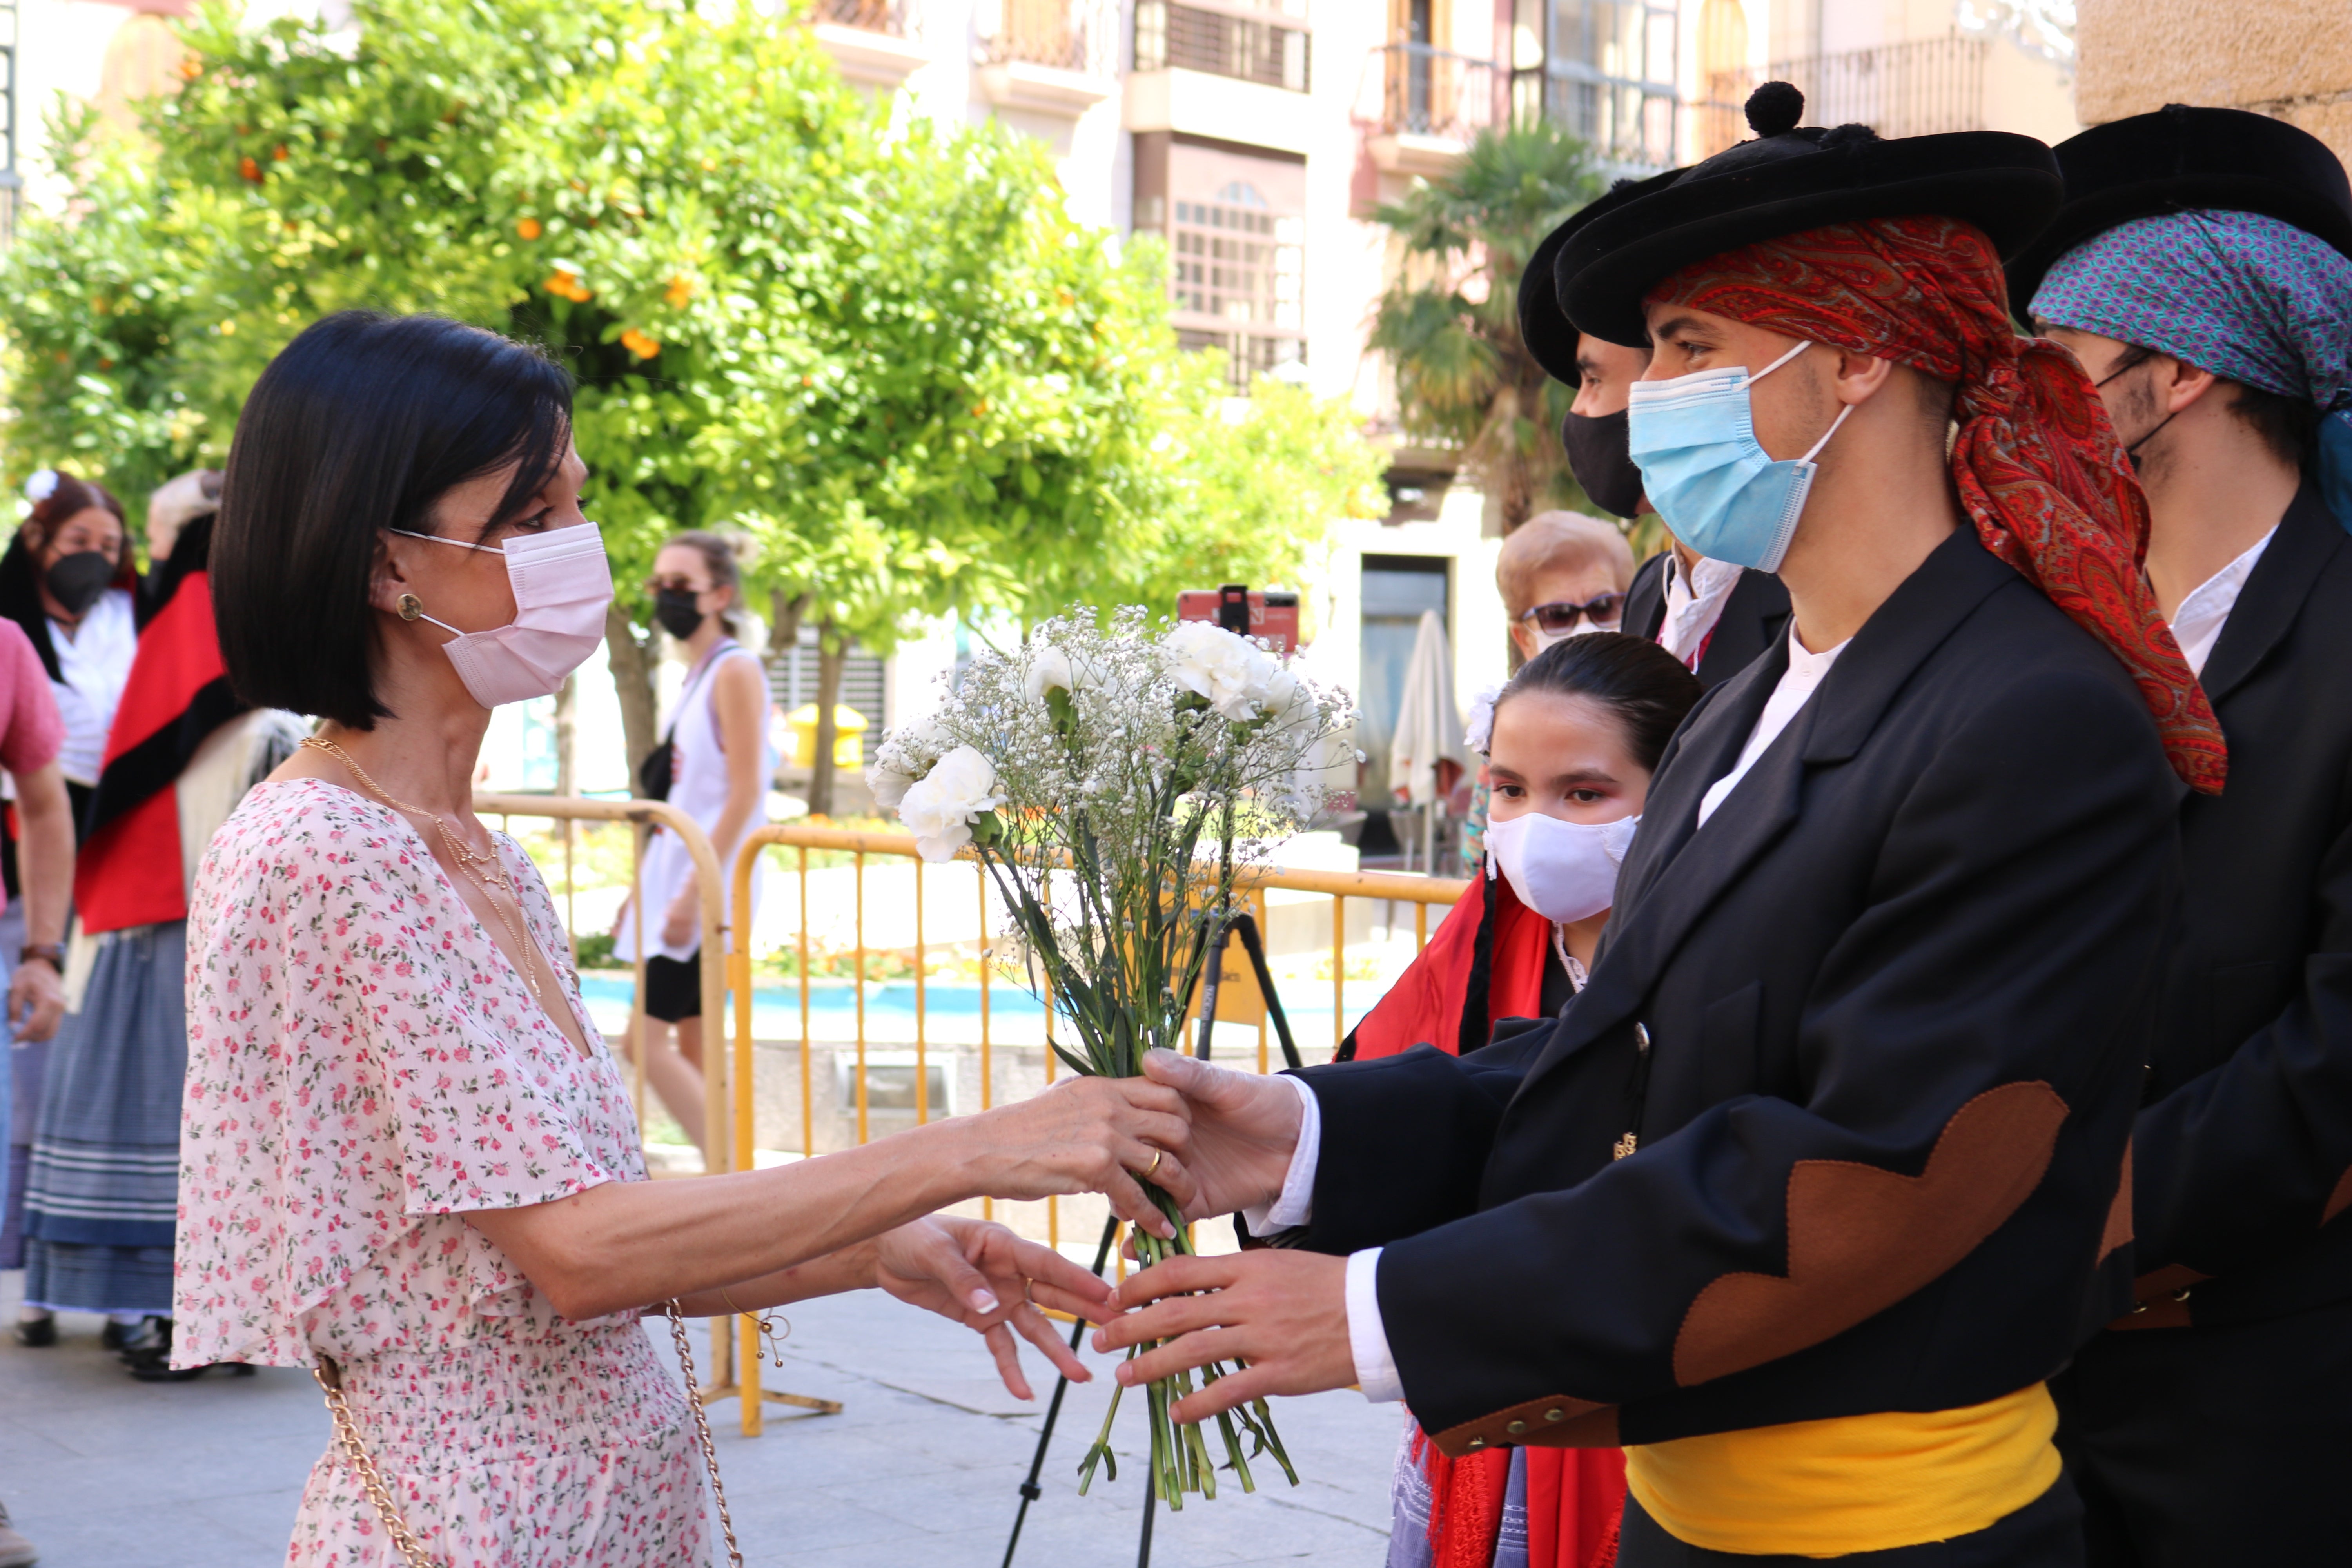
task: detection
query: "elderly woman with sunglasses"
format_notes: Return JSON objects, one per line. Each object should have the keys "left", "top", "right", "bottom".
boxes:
{"left": 1456, "top": 512, "right": 1635, "bottom": 875}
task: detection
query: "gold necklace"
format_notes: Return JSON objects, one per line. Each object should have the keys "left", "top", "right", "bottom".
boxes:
{"left": 303, "top": 737, "right": 545, "bottom": 1004}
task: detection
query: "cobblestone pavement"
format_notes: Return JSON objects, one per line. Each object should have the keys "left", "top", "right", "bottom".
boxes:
{"left": 0, "top": 1267, "right": 1397, "bottom": 1566}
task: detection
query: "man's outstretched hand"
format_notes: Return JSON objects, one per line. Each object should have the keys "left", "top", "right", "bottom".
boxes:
{"left": 1090, "top": 1250, "right": 1356, "bottom": 1424}
{"left": 1136, "top": 1048, "right": 1303, "bottom": 1221}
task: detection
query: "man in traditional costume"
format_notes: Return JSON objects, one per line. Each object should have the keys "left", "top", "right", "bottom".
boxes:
{"left": 1521, "top": 174, "right": 1791, "bottom": 689}
{"left": 2005, "top": 105, "right": 2352, "bottom": 1567}
{"left": 1098, "top": 87, "right": 2204, "bottom": 1566}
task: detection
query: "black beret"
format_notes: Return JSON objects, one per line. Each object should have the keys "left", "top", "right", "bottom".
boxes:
{"left": 2005, "top": 104, "right": 2352, "bottom": 323}
{"left": 1520, "top": 167, "right": 1687, "bottom": 386}
{"left": 1557, "top": 84, "right": 2062, "bottom": 347}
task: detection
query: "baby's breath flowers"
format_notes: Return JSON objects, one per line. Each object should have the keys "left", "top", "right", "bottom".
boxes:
{"left": 867, "top": 608, "right": 1351, "bottom": 1510}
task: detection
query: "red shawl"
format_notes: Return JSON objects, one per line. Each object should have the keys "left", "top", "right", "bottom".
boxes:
{"left": 1648, "top": 215, "right": 2225, "bottom": 794}
{"left": 1352, "top": 872, "right": 1626, "bottom": 1568}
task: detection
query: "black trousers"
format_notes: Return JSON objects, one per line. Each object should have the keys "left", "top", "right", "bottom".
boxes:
{"left": 1618, "top": 1476, "right": 2082, "bottom": 1567}
{"left": 2053, "top": 1294, "right": 2352, "bottom": 1567}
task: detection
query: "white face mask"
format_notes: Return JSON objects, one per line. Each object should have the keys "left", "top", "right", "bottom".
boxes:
{"left": 1530, "top": 621, "right": 1611, "bottom": 653}
{"left": 390, "top": 521, "right": 614, "bottom": 708}
{"left": 1483, "top": 810, "right": 1640, "bottom": 924}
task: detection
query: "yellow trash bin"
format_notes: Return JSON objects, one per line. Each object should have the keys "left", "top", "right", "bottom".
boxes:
{"left": 784, "top": 704, "right": 867, "bottom": 769}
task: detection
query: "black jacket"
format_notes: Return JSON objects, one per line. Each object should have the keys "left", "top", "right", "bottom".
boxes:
{"left": 1294, "top": 530, "right": 2181, "bottom": 1453}
{"left": 2122, "top": 481, "right": 2352, "bottom": 1328}
{"left": 1623, "top": 550, "right": 1792, "bottom": 688}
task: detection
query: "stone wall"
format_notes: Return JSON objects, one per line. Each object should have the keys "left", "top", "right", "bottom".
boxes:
{"left": 2076, "top": 0, "right": 2352, "bottom": 160}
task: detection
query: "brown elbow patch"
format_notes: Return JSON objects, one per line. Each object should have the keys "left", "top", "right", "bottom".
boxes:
{"left": 2098, "top": 1140, "right": 2133, "bottom": 1264}
{"left": 1672, "top": 1082, "right": 2069, "bottom": 1388}
{"left": 2324, "top": 1164, "right": 2352, "bottom": 1226}
{"left": 1428, "top": 1396, "right": 1618, "bottom": 1457}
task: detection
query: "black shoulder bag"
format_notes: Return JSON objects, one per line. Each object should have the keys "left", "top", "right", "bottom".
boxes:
{"left": 636, "top": 641, "right": 735, "bottom": 802}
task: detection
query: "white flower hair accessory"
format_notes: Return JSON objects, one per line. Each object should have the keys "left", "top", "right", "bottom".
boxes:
{"left": 1463, "top": 682, "right": 1503, "bottom": 756}
{"left": 23, "top": 470, "right": 57, "bottom": 504}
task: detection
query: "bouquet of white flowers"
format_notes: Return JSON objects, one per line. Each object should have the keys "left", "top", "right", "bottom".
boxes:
{"left": 868, "top": 607, "right": 1352, "bottom": 1508}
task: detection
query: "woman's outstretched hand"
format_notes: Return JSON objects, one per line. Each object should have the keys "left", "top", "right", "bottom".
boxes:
{"left": 1135, "top": 1049, "right": 1302, "bottom": 1221}
{"left": 873, "top": 1216, "right": 1114, "bottom": 1401}
{"left": 954, "top": 1076, "right": 1198, "bottom": 1239}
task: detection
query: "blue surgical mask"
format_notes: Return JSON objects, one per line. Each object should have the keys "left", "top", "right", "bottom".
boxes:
{"left": 1625, "top": 341, "right": 1852, "bottom": 573}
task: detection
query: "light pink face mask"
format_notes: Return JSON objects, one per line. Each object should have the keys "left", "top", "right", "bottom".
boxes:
{"left": 390, "top": 521, "right": 613, "bottom": 708}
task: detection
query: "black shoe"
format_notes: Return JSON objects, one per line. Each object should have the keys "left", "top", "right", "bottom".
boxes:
{"left": 119, "top": 1318, "right": 253, "bottom": 1383}
{"left": 12, "top": 1316, "right": 54, "bottom": 1348}
{"left": 100, "top": 1319, "right": 142, "bottom": 1352}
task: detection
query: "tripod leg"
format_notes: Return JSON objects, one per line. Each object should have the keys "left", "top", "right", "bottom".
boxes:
{"left": 1230, "top": 915, "right": 1304, "bottom": 1072}
{"left": 1196, "top": 921, "right": 1233, "bottom": 1065}
{"left": 1136, "top": 1475, "right": 1157, "bottom": 1568}
{"left": 1002, "top": 1213, "right": 1120, "bottom": 1568}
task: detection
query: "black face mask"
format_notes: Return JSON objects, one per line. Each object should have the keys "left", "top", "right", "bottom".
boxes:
{"left": 653, "top": 586, "right": 708, "bottom": 640}
{"left": 44, "top": 550, "right": 114, "bottom": 619}
{"left": 1559, "top": 409, "right": 1648, "bottom": 520}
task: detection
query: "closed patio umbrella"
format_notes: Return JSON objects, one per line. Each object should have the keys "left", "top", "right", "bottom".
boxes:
{"left": 1387, "top": 608, "right": 1461, "bottom": 873}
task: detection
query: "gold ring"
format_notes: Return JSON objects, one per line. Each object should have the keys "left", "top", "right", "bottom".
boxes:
{"left": 1145, "top": 1148, "right": 1164, "bottom": 1178}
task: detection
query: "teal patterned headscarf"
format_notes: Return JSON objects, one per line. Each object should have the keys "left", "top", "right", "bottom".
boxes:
{"left": 2030, "top": 209, "right": 2352, "bottom": 529}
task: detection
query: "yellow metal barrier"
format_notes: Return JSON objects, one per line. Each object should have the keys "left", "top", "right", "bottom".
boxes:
{"left": 725, "top": 821, "right": 1469, "bottom": 1329}
{"left": 472, "top": 792, "right": 840, "bottom": 1437}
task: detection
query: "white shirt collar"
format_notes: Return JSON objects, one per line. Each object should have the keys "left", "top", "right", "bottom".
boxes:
{"left": 2169, "top": 527, "right": 2277, "bottom": 678}
{"left": 1658, "top": 554, "right": 1745, "bottom": 666}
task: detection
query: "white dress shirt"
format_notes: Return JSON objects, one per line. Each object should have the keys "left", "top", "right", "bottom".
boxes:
{"left": 2168, "top": 527, "right": 2277, "bottom": 678}
{"left": 49, "top": 587, "right": 137, "bottom": 788}
{"left": 1696, "top": 627, "right": 1851, "bottom": 827}
{"left": 1657, "top": 554, "right": 1744, "bottom": 670}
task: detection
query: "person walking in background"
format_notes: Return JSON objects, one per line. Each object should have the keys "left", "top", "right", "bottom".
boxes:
{"left": 614, "top": 531, "right": 773, "bottom": 1163}
{"left": 1459, "top": 513, "right": 1634, "bottom": 874}
{"left": 17, "top": 466, "right": 303, "bottom": 1377}
{"left": 0, "top": 601, "right": 75, "bottom": 1568}
{"left": 1341, "top": 633, "right": 1702, "bottom": 1568}
{"left": 0, "top": 469, "right": 138, "bottom": 1296}
{"left": 2013, "top": 107, "right": 2352, "bottom": 1566}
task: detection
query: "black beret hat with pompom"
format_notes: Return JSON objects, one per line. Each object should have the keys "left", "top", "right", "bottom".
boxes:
{"left": 1519, "top": 166, "right": 1685, "bottom": 386}
{"left": 2004, "top": 104, "right": 2352, "bottom": 325}
{"left": 1556, "top": 83, "right": 2063, "bottom": 347}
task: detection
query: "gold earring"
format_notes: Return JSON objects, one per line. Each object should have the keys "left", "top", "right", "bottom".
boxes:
{"left": 396, "top": 593, "right": 423, "bottom": 621}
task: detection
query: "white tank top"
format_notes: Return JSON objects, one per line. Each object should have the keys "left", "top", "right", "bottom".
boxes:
{"left": 617, "top": 641, "right": 773, "bottom": 963}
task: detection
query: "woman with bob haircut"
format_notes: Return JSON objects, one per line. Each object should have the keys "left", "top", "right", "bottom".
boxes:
{"left": 183, "top": 311, "right": 1200, "bottom": 1565}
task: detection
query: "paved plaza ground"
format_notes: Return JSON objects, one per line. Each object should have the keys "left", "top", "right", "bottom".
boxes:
{"left": 0, "top": 1266, "right": 1398, "bottom": 1566}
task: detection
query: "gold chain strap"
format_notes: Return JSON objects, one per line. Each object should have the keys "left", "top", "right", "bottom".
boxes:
{"left": 313, "top": 1307, "right": 742, "bottom": 1568}
{"left": 312, "top": 1356, "right": 441, "bottom": 1568}
{"left": 664, "top": 1302, "right": 745, "bottom": 1568}
{"left": 301, "top": 736, "right": 546, "bottom": 1004}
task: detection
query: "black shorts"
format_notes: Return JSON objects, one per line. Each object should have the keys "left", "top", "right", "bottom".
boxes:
{"left": 643, "top": 951, "right": 701, "bottom": 1023}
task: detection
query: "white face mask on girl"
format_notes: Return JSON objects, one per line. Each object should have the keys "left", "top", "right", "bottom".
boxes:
{"left": 389, "top": 521, "right": 615, "bottom": 708}
{"left": 1483, "top": 810, "right": 1641, "bottom": 924}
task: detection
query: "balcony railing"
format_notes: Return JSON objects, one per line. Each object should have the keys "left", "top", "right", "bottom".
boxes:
{"left": 1375, "top": 42, "right": 1500, "bottom": 142}
{"left": 1134, "top": 0, "right": 1312, "bottom": 94}
{"left": 1703, "top": 34, "right": 1991, "bottom": 154}
{"left": 980, "top": 0, "right": 1118, "bottom": 76}
{"left": 811, "top": 0, "right": 918, "bottom": 37}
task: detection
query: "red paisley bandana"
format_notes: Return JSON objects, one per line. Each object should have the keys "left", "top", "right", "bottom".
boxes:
{"left": 1648, "top": 215, "right": 2226, "bottom": 794}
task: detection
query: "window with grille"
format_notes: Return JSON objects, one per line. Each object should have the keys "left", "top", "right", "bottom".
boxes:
{"left": 1143, "top": 143, "right": 1307, "bottom": 392}
{"left": 1511, "top": 0, "right": 1678, "bottom": 170}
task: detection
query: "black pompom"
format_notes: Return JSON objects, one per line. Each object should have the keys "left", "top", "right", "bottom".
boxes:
{"left": 1746, "top": 81, "right": 1804, "bottom": 138}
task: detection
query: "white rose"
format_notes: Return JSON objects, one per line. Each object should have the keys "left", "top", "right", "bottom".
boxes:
{"left": 1164, "top": 621, "right": 1278, "bottom": 721}
{"left": 867, "top": 759, "right": 917, "bottom": 813}
{"left": 1025, "top": 646, "right": 1076, "bottom": 706}
{"left": 897, "top": 744, "right": 1005, "bottom": 863}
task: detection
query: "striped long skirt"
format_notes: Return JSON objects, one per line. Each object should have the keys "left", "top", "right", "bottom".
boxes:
{"left": 22, "top": 921, "right": 187, "bottom": 1316}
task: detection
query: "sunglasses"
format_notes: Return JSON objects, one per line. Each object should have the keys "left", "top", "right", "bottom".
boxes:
{"left": 1521, "top": 593, "right": 1626, "bottom": 634}
{"left": 646, "top": 576, "right": 711, "bottom": 595}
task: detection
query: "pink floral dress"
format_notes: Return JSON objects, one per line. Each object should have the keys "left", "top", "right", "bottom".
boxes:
{"left": 175, "top": 779, "right": 708, "bottom": 1566}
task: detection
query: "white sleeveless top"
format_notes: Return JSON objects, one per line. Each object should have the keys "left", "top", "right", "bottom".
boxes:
{"left": 616, "top": 641, "right": 773, "bottom": 963}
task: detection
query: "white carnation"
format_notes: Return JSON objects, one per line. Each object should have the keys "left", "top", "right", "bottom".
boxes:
{"left": 897, "top": 744, "right": 1004, "bottom": 863}
{"left": 1025, "top": 646, "right": 1076, "bottom": 705}
{"left": 1463, "top": 682, "right": 1503, "bottom": 756}
{"left": 1163, "top": 621, "right": 1278, "bottom": 721}
{"left": 868, "top": 714, "right": 951, "bottom": 813}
